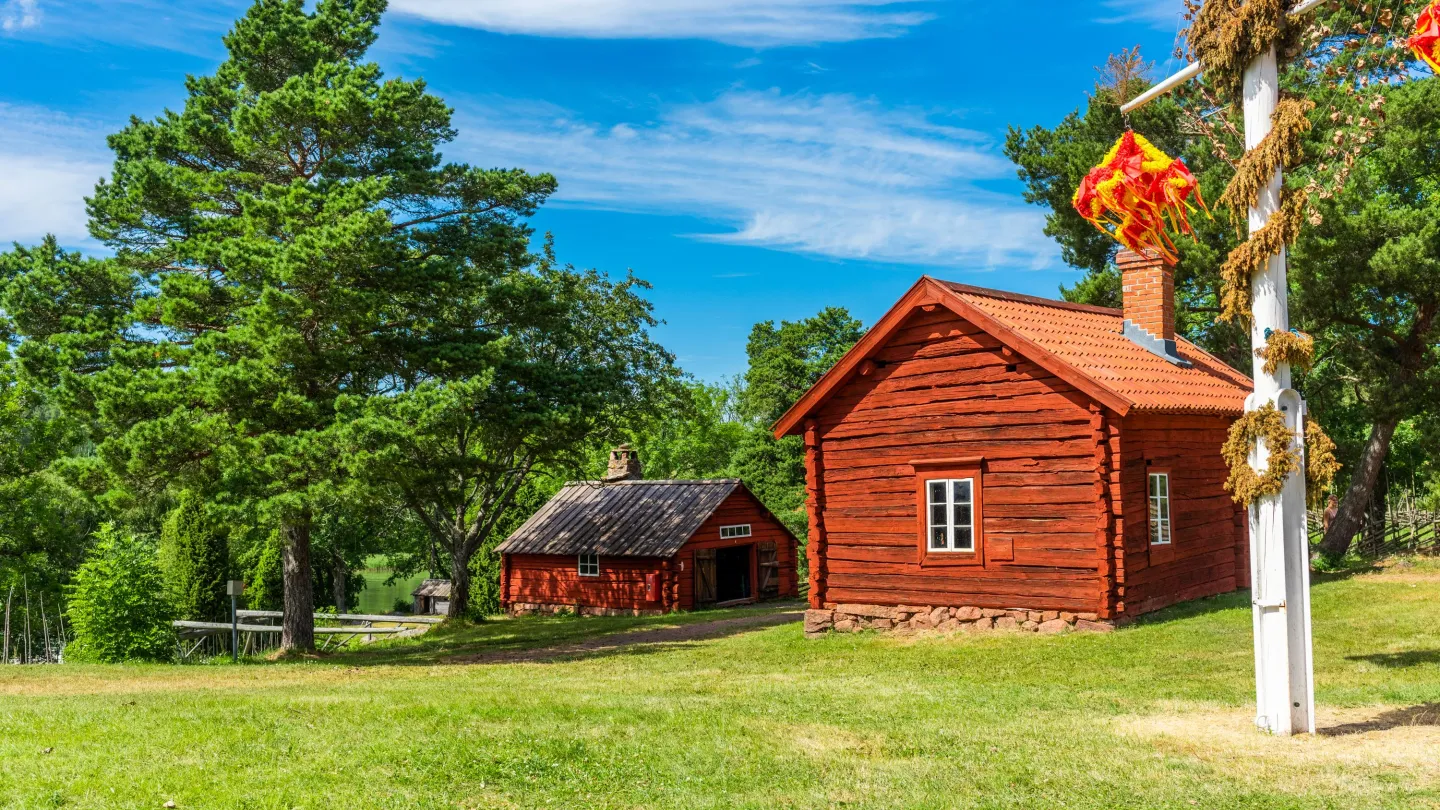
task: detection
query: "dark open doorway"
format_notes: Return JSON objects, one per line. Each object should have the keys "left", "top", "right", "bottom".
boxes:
{"left": 715, "top": 544, "right": 752, "bottom": 604}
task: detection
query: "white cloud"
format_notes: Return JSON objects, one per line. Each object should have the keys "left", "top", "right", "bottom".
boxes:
{"left": 453, "top": 90, "right": 1055, "bottom": 269}
{"left": 389, "top": 0, "right": 934, "bottom": 46}
{"left": 1, "top": 0, "right": 40, "bottom": 31}
{"left": 0, "top": 104, "right": 112, "bottom": 247}
{"left": 1096, "top": 0, "right": 1186, "bottom": 29}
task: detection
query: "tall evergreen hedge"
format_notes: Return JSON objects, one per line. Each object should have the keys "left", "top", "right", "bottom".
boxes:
{"left": 159, "top": 492, "right": 230, "bottom": 622}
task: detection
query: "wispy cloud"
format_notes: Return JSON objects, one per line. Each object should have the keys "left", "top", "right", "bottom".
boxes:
{"left": 0, "top": 104, "right": 112, "bottom": 248}
{"left": 389, "top": 0, "right": 935, "bottom": 46}
{"left": 453, "top": 90, "right": 1055, "bottom": 269}
{"left": 1, "top": 0, "right": 40, "bottom": 32}
{"left": 1095, "top": 0, "right": 1186, "bottom": 29}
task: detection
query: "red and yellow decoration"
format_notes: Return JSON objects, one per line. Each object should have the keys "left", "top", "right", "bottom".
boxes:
{"left": 1072, "top": 131, "right": 1206, "bottom": 264}
{"left": 1410, "top": 1, "right": 1440, "bottom": 72}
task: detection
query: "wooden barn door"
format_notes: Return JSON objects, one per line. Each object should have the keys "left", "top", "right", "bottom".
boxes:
{"left": 694, "top": 548, "right": 717, "bottom": 606}
{"left": 757, "top": 541, "right": 779, "bottom": 599}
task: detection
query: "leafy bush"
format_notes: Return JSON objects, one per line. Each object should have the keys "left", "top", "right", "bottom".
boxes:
{"left": 66, "top": 524, "right": 176, "bottom": 663}
{"left": 159, "top": 492, "right": 229, "bottom": 621}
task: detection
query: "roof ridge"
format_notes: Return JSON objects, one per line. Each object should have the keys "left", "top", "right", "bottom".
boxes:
{"left": 561, "top": 478, "right": 741, "bottom": 487}
{"left": 932, "top": 278, "right": 1123, "bottom": 317}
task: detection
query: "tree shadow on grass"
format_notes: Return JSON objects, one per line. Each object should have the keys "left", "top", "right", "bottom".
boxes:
{"left": 1345, "top": 650, "right": 1440, "bottom": 668}
{"left": 443, "top": 608, "right": 804, "bottom": 666}
{"left": 1318, "top": 703, "right": 1440, "bottom": 736}
{"left": 317, "top": 601, "right": 804, "bottom": 667}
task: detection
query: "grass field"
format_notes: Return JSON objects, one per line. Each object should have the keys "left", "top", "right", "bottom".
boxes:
{"left": 2, "top": 561, "right": 1438, "bottom": 809}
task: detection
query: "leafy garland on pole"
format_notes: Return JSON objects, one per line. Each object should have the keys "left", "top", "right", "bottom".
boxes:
{"left": 1222, "top": 403, "right": 1301, "bottom": 503}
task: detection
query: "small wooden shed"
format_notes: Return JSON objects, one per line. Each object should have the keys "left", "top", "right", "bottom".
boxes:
{"left": 411, "top": 580, "right": 451, "bottom": 615}
{"left": 496, "top": 449, "right": 799, "bottom": 615}
{"left": 774, "top": 250, "right": 1254, "bottom": 632}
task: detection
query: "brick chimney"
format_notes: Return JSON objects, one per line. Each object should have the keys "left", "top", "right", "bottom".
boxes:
{"left": 1117, "top": 248, "right": 1189, "bottom": 366}
{"left": 604, "top": 444, "right": 643, "bottom": 482}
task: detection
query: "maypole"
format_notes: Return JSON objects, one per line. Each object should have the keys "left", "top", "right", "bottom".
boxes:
{"left": 1117, "top": 0, "right": 1330, "bottom": 736}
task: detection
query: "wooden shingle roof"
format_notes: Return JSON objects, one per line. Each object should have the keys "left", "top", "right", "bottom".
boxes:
{"left": 496, "top": 479, "right": 743, "bottom": 558}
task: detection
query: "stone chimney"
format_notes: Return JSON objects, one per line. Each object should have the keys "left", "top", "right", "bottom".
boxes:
{"left": 1117, "top": 248, "right": 1189, "bottom": 366}
{"left": 604, "top": 444, "right": 643, "bottom": 482}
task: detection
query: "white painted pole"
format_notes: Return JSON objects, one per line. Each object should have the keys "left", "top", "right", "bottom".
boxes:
{"left": 1112, "top": 0, "right": 1325, "bottom": 736}
{"left": 1241, "top": 47, "right": 1314, "bottom": 738}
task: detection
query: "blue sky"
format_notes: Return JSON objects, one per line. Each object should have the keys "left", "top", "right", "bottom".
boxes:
{"left": 0, "top": 0, "right": 1189, "bottom": 381}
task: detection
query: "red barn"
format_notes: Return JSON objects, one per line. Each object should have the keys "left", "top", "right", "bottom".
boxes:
{"left": 497, "top": 447, "right": 799, "bottom": 615}
{"left": 776, "top": 250, "right": 1254, "bottom": 635}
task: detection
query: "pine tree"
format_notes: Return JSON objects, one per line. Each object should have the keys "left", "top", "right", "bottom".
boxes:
{"left": 44, "top": 0, "right": 555, "bottom": 650}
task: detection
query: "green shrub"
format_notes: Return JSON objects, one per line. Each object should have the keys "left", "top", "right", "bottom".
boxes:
{"left": 159, "top": 492, "right": 230, "bottom": 621}
{"left": 66, "top": 524, "right": 176, "bottom": 663}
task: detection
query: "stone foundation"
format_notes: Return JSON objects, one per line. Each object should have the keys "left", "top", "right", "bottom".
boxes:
{"left": 508, "top": 602, "right": 665, "bottom": 618}
{"left": 804, "top": 603, "right": 1120, "bottom": 638}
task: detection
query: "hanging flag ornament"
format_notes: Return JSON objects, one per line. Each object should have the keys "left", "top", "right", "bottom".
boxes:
{"left": 1410, "top": 1, "right": 1440, "bottom": 72}
{"left": 1072, "top": 130, "right": 1207, "bottom": 264}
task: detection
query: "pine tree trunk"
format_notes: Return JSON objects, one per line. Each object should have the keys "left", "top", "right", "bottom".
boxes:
{"left": 332, "top": 551, "right": 347, "bottom": 615}
{"left": 1319, "top": 417, "right": 1400, "bottom": 559}
{"left": 280, "top": 514, "right": 316, "bottom": 652}
{"left": 446, "top": 546, "right": 471, "bottom": 621}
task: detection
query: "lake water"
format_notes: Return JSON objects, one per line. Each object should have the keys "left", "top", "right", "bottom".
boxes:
{"left": 355, "top": 567, "right": 429, "bottom": 615}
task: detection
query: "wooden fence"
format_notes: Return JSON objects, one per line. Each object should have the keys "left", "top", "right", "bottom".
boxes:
{"left": 1308, "top": 489, "right": 1439, "bottom": 558}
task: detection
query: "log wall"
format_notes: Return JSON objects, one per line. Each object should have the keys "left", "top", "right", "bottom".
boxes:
{"left": 503, "top": 489, "right": 798, "bottom": 613}
{"left": 674, "top": 489, "right": 800, "bottom": 611}
{"left": 812, "top": 309, "right": 1106, "bottom": 613}
{"left": 503, "top": 553, "right": 665, "bottom": 611}
{"left": 1118, "top": 412, "right": 1247, "bottom": 613}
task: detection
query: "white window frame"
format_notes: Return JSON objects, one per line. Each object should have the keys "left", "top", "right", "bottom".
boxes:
{"left": 578, "top": 552, "right": 599, "bottom": 577}
{"left": 719, "top": 524, "right": 752, "bottom": 539}
{"left": 925, "top": 478, "right": 976, "bottom": 552}
{"left": 1148, "top": 472, "right": 1172, "bottom": 546}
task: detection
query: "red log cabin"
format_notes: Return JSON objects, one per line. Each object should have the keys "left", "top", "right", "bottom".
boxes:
{"left": 775, "top": 249, "right": 1255, "bottom": 633}
{"left": 497, "top": 446, "right": 800, "bottom": 615}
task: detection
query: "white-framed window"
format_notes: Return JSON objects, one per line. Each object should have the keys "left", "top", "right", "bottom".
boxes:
{"left": 1148, "top": 473, "right": 1172, "bottom": 546}
{"left": 578, "top": 552, "right": 599, "bottom": 576}
{"left": 719, "top": 524, "right": 752, "bottom": 539}
{"left": 926, "top": 478, "right": 975, "bottom": 552}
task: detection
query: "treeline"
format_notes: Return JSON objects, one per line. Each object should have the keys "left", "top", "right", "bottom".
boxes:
{"left": 0, "top": 1, "right": 864, "bottom": 662}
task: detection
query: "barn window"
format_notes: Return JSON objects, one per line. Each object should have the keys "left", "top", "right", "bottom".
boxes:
{"left": 719, "top": 524, "right": 752, "bottom": 539}
{"left": 578, "top": 552, "right": 599, "bottom": 576}
{"left": 1148, "top": 473, "right": 1172, "bottom": 546}
{"left": 926, "top": 478, "right": 976, "bottom": 552}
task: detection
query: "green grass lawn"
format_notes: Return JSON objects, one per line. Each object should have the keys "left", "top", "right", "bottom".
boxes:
{"left": 3, "top": 561, "right": 1438, "bottom": 809}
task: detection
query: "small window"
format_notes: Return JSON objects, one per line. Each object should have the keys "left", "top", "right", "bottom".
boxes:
{"left": 719, "top": 524, "right": 752, "bottom": 539}
{"left": 578, "top": 552, "right": 599, "bottom": 576}
{"left": 1148, "top": 473, "right": 1172, "bottom": 546}
{"left": 926, "top": 478, "right": 975, "bottom": 552}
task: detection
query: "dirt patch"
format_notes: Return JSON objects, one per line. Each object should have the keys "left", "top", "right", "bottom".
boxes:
{"left": 1118, "top": 704, "right": 1440, "bottom": 794}
{"left": 446, "top": 609, "right": 803, "bottom": 665}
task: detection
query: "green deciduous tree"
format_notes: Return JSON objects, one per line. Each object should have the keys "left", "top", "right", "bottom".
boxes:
{"left": 342, "top": 260, "right": 676, "bottom": 620}
{"left": 731, "top": 308, "right": 864, "bottom": 547}
{"left": 159, "top": 492, "right": 230, "bottom": 622}
{"left": 65, "top": 524, "right": 175, "bottom": 663}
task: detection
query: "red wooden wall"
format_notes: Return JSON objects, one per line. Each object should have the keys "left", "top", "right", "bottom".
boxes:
{"left": 672, "top": 488, "right": 799, "bottom": 611}
{"left": 1117, "top": 412, "right": 1249, "bottom": 614}
{"left": 502, "top": 488, "right": 798, "bottom": 613}
{"left": 503, "top": 553, "right": 665, "bottom": 612}
{"left": 810, "top": 309, "right": 1106, "bottom": 613}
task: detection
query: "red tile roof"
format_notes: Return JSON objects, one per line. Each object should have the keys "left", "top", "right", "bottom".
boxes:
{"left": 939, "top": 281, "right": 1252, "bottom": 414}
